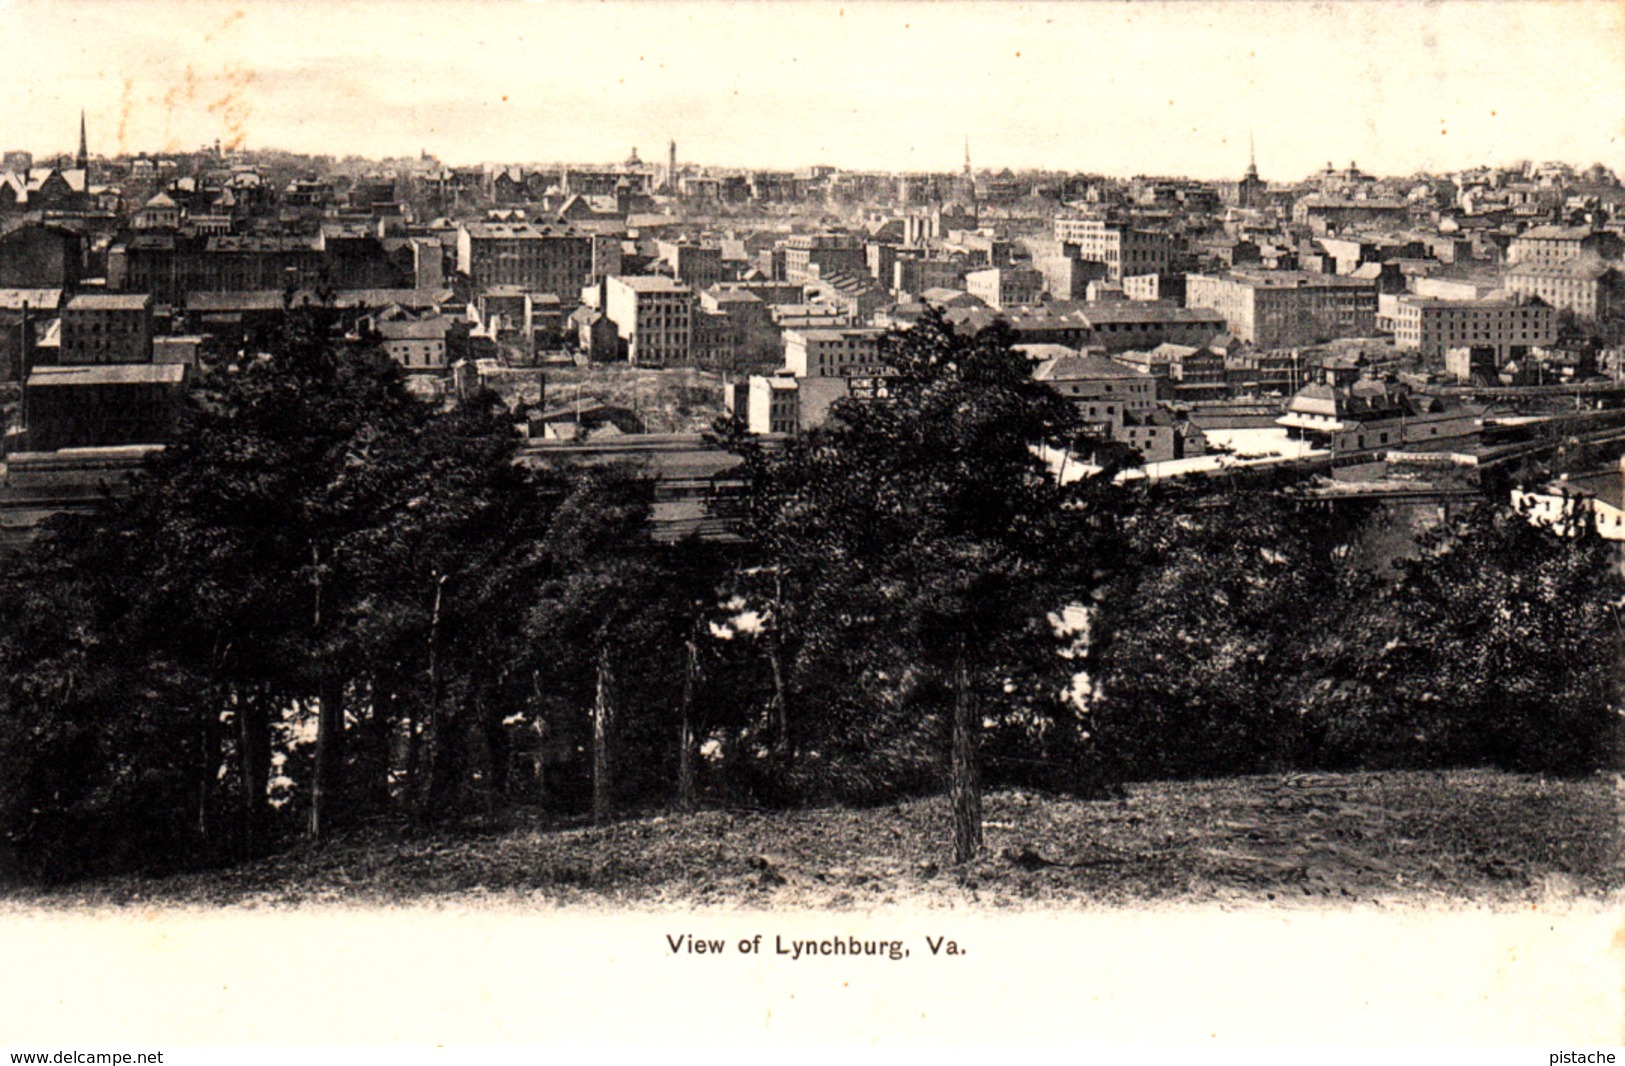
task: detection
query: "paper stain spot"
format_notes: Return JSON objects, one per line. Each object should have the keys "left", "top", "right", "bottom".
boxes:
{"left": 206, "top": 65, "right": 256, "bottom": 151}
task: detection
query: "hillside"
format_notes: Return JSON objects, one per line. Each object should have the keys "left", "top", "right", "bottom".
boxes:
{"left": 7, "top": 769, "right": 1619, "bottom": 910}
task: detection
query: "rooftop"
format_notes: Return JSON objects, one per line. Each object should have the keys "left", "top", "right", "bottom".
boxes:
{"left": 610, "top": 275, "right": 690, "bottom": 293}
{"left": 1033, "top": 354, "right": 1144, "bottom": 382}
{"left": 1514, "top": 225, "right": 1604, "bottom": 242}
{"left": 0, "top": 289, "right": 63, "bottom": 311}
{"left": 1081, "top": 303, "right": 1225, "bottom": 325}
{"left": 461, "top": 222, "right": 583, "bottom": 239}
{"left": 1219, "top": 270, "right": 1378, "bottom": 290}
{"left": 1505, "top": 259, "right": 1619, "bottom": 280}
{"left": 65, "top": 293, "right": 152, "bottom": 311}
{"left": 205, "top": 236, "right": 321, "bottom": 252}
{"left": 787, "top": 327, "right": 885, "bottom": 342}
{"left": 28, "top": 364, "right": 186, "bottom": 387}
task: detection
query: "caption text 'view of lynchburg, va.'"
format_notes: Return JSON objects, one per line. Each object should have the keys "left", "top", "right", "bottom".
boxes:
{"left": 0, "top": 113, "right": 1618, "bottom": 906}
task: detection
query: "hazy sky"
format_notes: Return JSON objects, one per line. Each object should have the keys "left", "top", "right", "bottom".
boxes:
{"left": 4, "top": 0, "right": 1623, "bottom": 180}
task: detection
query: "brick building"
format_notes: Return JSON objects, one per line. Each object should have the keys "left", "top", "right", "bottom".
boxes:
{"left": 1051, "top": 219, "right": 1175, "bottom": 281}
{"left": 603, "top": 275, "right": 694, "bottom": 368}
{"left": 456, "top": 223, "right": 595, "bottom": 298}
{"left": 783, "top": 233, "right": 867, "bottom": 284}
{"left": 964, "top": 266, "right": 1044, "bottom": 310}
{"left": 783, "top": 327, "right": 886, "bottom": 378}
{"left": 1388, "top": 294, "right": 1556, "bottom": 363}
{"left": 1505, "top": 225, "right": 1624, "bottom": 268}
{"left": 24, "top": 363, "right": 186, "bottom": 451}
{"left": 59, "top": 293, "right": 153, "bottom": 364}
{"left": 1503, "top": 259, "right": 1625, "bottom": 318}
{"left": 1185, "top": 270, "right": 1377, "bottom": 349}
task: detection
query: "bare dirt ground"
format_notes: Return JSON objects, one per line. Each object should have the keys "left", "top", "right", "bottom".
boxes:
{"left": 6, "top": 769, "right": 1620, "bottom": 910}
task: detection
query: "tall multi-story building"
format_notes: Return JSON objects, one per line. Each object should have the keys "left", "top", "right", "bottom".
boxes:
{"left": 1122, "top": 273, "right": 1186, "bottom": 305}
{"left": 590, "top": 233, "right": 623, "bottom": 284}
{"left": 964, "top": 266, "right": 1044, "bottom": 310}
{"left": 603, "top": 275, "right": 694, "bottom": 368}
{"left": 656, "top": 240, "right": 724, "bottom": 289}
{"left": 1185, "top": 270, "right": 1377, "bottom": 349}
{"left": 1076, "top": 302, "right": 1227, "bottom": 352}
{"left": 1504, "top": 260, "right": 1625, "bottom": 318}
{"left": 1388, "top": 294, "right": 1556, "bottom": 363}
{"left": 783, "top": 327, "right": 886, "bottom": 378}
{"left": 1505, "top": 225, "right": 1624, "bottom": 268}
{"left": 456, "top": 222, "right": 594, "bottom": 298}
{"left": 783, "top": 233, "right": 867, "bottom": 284}
{"left": 107, "top": 234, "right": 330, "bottom": 300}
{"left": 894, "top": 256, "right": 967, "bottom": 298}
{"left": 1035, "top": 256, "right": 1109, "bottom": 301}
{"left": 1051, "top": 219, "right": 1174, "bottom": 281}
{"left": 1291, "top": 197, "right": 1409, "bottom": 231}
{"left": 59, "top": 293, "right": 153, "bottom": 365}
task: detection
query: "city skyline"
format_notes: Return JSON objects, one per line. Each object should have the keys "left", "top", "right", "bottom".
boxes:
{"left": 3, "top": 0, "right": 1623, "bottom": 180}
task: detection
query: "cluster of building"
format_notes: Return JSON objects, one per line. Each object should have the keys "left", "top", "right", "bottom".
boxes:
{"left": 3, "top": 112, "right": 1625, "bottom": 482}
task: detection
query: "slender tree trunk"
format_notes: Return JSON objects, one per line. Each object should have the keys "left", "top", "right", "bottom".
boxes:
{"left": 237, "top": 685, "right": 271, "bottom": 857}
{"left": 769, "top": 571, "right": 790, "bottom": 758}
{"left": 309, "top": 675, "right": 344, "bottom": 841}
{"left": 950, "top": 637, "right": 983, "bottom": 865}
{"left": 360, "top": 675, "right": 396, "bottom": 814}
{"left": 196, "top": 700, "right": 222, "bottom": 848}
{"left": 405, "top": 697, "right": 423, "bottom": 822}
{"left": 767, "top": 639, "right": 789, "bottom": 758}
{"left": 197, "top": 639, "right": 234, "bottom": 851}
{"left": 592, "top": 642, "right": 613, "bottom": 827}
{"left": 307, "top": 543, "right": 331, "bottom": 841}
{"left": 417, "top": 574, "right": 448, "bottom": 822}
{"left": 676, "top": 635, "right": 699, "bottom": 813}
{"left": 482, "top": 703, "right": 510, "bottom": 807}
{"left": 528, "top": 671, "right": 547, "bottom": 806}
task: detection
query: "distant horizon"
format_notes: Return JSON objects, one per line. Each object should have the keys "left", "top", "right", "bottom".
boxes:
{"left": 3, "top": 0, "right": 1622, "bottom": 181}
{"left": 19, "top": 136, "right": 1611, "bottom": 188}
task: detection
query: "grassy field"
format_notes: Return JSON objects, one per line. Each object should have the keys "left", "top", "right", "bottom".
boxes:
{"left": 6, "top": 769, "right": 1620, "bottom": 909}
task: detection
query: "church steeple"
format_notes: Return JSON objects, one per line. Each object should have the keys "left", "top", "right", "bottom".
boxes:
{"left": 75, "top": 109, "right": 87, "bottom": 173}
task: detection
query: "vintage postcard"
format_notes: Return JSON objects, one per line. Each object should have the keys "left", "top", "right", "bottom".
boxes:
{"left": 0, "top": 0, "right": 1619, "bottom": 1056}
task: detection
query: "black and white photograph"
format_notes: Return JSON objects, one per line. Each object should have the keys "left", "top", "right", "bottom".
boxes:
{"left": 0, "top": 0, "right": 1619, "bottom": 1057}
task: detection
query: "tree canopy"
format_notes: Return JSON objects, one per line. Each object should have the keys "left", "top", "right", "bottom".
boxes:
{"left": 1, "top": 305, "right": 1618, "bottom": 886}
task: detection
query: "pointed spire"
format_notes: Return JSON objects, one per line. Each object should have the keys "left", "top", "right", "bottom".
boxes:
{"left": 76, "top": 109, "right": 88, "bottom": 172}
{"left": 963, "top": 135, "right": 971, "bottom": 177}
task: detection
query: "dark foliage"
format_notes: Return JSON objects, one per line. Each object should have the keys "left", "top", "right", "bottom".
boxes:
{"left": 1, "top": 303, "right": 1618, "bottom": 886}
{"left": 726, "top": 312, "right": 1127, "bottom": 821}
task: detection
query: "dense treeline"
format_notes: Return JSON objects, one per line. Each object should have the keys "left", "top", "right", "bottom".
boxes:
{"left": 1089, "top": 480, "right": 1623, "bottom": 782}
{"left": 0, "top": 307, "right": 1618, "bottom": 884}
